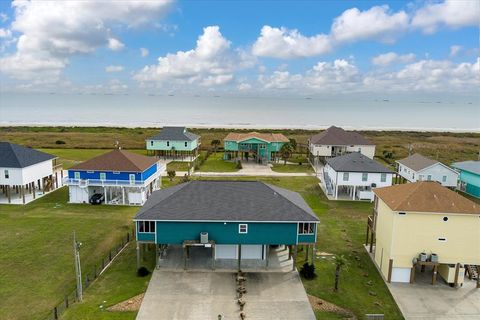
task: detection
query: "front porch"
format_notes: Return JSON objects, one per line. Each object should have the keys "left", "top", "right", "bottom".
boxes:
{"left": 148, "top": 149, "right": 199, "bottom": 162}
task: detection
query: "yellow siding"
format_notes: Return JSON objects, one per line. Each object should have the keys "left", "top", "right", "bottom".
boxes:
{"left": 374, "top": 198, "right": 395, "bottom": 278}
{"left": 391, "top": 211, "right": 480, "bottom": 267}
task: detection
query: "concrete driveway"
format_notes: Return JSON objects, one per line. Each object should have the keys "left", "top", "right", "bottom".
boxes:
{"left": 136, "top": 270, "right": 316, "bottom": 320}
{"left": 388, "top": 276, "right": 480, "bottom": 320}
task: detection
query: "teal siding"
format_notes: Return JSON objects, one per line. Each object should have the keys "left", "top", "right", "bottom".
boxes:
{"left": 146, "top": 139, "right": 198, "bottom": 151}
{"left": 137, "top": 233, "right": 155, "bottom": 242}
{"left": 466, "top": 183, "right": 480, "bottom": 197}
{"left": 298, "top": 234, "right": 316, "bottom": 243}
{"left": 153, "top": 221, "right": 300, "bottom": 245}
{"left": 458, "top": 170, "right": 480, "bottom": 198}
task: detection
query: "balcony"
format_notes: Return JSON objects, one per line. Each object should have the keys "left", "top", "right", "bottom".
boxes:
{"left": 64, "top": 178, "right": 151, "bottom": 187}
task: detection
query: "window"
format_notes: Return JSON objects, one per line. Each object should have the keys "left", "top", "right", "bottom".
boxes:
{"left": 381, "top": 173, "right": 387, "bottom": 182}
{"left": 87, "top": 170, "right": 94, "bottom": 174}
{"left": 138, "top": 221, "right": 155, "bottom": 233}
{"left": 298, "top": 223, "right": 315, "bottom": 234}
{"left": 74, "top": 172, "right": 80, "bottom": 180}
{"left": 100, "top": 172, "right": 106, "bottom": 180}
{"left": 362, "top": 173, "right": 368, "bottom": 181}
{"left": 412, "top": 173, "right": 415, "bottom": 179}
{"left": 442, "top": 175, "right": 447, "bottom": 182}
{"left": 150, "top": 141, "right": 154, "bottom": 146}
{"left": 343, "top": 172, "right": 349, "bottom": 181}
{"left": 427, "top": 175, "right": 432, "bottom": 181}
{"left": 185, "top": 141, "right": 188, "bottom": 147}
{"left": 113, "top": 171, "right": 120, "bottom": 174}
{"left": 167, "top": 141, "right": 170, "bottom": 147}
{"left": 239, "top": 224, "right": 248, "bottom": 234}
{"left": 4, "top": 169, "right": 9, "bottom": 179}
{"left": 129, "top": 174, "right": 135, "bottom": 184}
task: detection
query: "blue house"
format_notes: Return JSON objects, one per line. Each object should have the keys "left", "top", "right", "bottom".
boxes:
{"left": 452, "top": 161, "right": 480, "bottom": 198}
{"left": 134, "top": 180, "right": 319, "bottom": 270}
{"left": 66, "top": 149, "right": 165, "bottom": 205}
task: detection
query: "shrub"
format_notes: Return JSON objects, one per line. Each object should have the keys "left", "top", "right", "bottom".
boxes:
{"left": 55, "top": 140, "right": 66, "bottom": 145}
{"left": 298, "top": 162, "right": 302, "bottom": 166}
{"left": 167, "top": 170, "right": 176, "bottom": 181}
{"left": 182, "top": 173, "right": 190, "bottom": 183}
{"left": 235, "top": 160, "right": 242, "bottom": 169}
{"left": 300, "top": 262, "right": 316, "bottom": 279}
{"left": 137, "top": 266, "right": 150, "bottom": 277}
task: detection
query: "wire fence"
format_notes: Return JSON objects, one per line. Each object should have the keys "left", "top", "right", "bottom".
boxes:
{"left": 45, "top": 229, "right": 135, "bottom": 320}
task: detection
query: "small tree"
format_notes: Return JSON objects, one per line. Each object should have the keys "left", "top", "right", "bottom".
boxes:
{"left": 280, "top": 143, "right": 294, "bottom": 165}
{"left": 167, "top": 170, "right": 176, "bottom": 181}
{"left": 211, "top": 139, "right": 221, "bottom": 153}
{"left": 333, "top": 255, "right": 348, "bottom": 291}
{"left": 289, "top": 138, "right": 297, "bottom": 151}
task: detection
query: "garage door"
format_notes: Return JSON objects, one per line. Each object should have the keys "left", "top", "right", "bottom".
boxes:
{"left": 241, "top": 245, "right": 264, "bottom": 260}
{"left": 391, "top": 267, "right": 411, "bottom": 283}
{"left": 215, "top": 245, "right": 237, "bottom": 259}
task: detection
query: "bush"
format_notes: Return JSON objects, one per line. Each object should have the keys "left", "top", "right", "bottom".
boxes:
{"left": 300, "top": 262, "right": 316, "bottom": 279}
{"left": 298, "top": 162, "right": 302, "bottom": 165}
{"left": 137, "top": 266, "right": 150, "bottom": 277}
{"left": 55, "top": 140, "right": 66, "bottom": 145}
{"left": 235, "top": 160, "right": 242, "bottom": 169}
{"left": 182, "top": 173, "right": 190, "bottom": 183}
{"left": 167, "top": 170, "right": 176, "bottom": 181}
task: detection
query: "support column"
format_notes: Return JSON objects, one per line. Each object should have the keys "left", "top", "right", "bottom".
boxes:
{"left": 122, "top": 187, "right": 125, "bottom": 205}
{"left": 7, "top": 185, "right": 11, "bottom": 204}
{"left": 155, "top": 244, "right": 159, "bottom": 269}
{"left": 369, "top": 233, "right": 375, "bottom": 253}
{"left": 454, "top": 263, "right": 460, "bottom": 288}
{"left": 237, "top": 244, "right": 242, "bottom": 271}
{"left": 32, "top": 182, "right": 36, "bottom": 199}
{"left": 21, "top": 185, "right": 25, "bottom": 204}
{"left": 136, "top": 242, "right": 140, "bottom": 270}
{"left": 265, "top": 245, "right": 270, "bottom": 269}
{"left": 305, "top": 245, "right": 309, "bottom": 262}
{"left": 292, "top": 245, "right": 298, "bottom": 271}
{"left": 387, "top": 259, "right": 393, "bottom": 283}
{"left": 477, "top": 266, "right": 480, "bottom": 289}
{"left": 353, "top": 185, "right": 356, "bottom": 200}
{"left": 211, "top": 244, "right": 215, "bottom": 270}
{"left": 432, "top": 264, "right": 438, "bottom": 285}
{"left": 335, "top": 185, "right": 338, "bottom": 200}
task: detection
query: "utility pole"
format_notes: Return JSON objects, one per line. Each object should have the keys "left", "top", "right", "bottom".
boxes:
{"left": 73, "top": 231, "right": 83, "bottom": 302}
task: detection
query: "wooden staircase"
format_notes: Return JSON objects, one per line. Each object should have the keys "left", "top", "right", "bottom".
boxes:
{"left": 465, "top": 265, "right": 478, "bottom": 280}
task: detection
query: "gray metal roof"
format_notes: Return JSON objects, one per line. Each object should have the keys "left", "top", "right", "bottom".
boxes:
{"left": 326, "top": 152, "right": 392, "bottom": 173}
{"left": 309, "top": 126, "right": 373, "bottom": 146}
{"left": 396, "top": 153, "right": 438, "bottom": 172}
{"left": 0, "top": 142, "right": 55, "bottom": 168}
{"left": 135, "top": 180, "right": 319, "bottom": 222}
{"left": 452, "top": 161, "right": 480, "bottom": 176}
{"left": 149, "top": 127, "right": 199, "bottom": 141}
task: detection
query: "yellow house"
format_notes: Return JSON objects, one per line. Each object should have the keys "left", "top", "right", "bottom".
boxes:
{"left": 366, "top": 181, "right": 480, "bottom": 285}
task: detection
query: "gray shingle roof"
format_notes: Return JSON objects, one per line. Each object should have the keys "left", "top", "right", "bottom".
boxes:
{"left": 452, "top": 161, "right": 480, "bottom": 176}
{"left": 396, "top": 153, "right": 438, "bottom": 172}
{"left": 135, "top": 180, "right": 319, "bottom": 222}
{"left": 0, "top": 142, "right": 55, "bottom": 168}
{"left": 326, "top": 152, "right": 392, "bottom": 173}
{"left": 309, "top": 126, "right": 373, "bottom": 146}
{"left": 149, "top": 127, "right": 199, "bottom": 141}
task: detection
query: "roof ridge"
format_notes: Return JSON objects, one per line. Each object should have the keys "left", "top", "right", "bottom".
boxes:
{"left": 118, "top": 150, "right": 144, "bottom": 171}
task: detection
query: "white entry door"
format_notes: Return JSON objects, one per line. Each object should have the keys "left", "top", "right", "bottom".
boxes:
{"left": 215, "top": 245, "right": 237, "bottom": 259}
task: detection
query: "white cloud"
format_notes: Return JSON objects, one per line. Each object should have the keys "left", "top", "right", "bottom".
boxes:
{"left": 0, "top": 28, "right": 11, "bottom": 38}
{"left": 252, "top": 26, "right": 331, "bottom": 59}
{"left": 0, "top": 12, "right": 8, "bottom": 23}
{"left": 412, "top": 0, "right": 480, "bottom": 34}
{"left": 107, "top": 38, "right": 125, "bottom": 51}
{"left": 105, "top": 65, "right": 124, "bottom": 72}
{"left": 258, "top": 71, "right": 302, "bottom": 90}
{"left": 134, "top": 26, "right": 254, "bottom": 87}
{"left": 449, "top": 45, "right": 462, "bottom": 57}
{"left": 237, "top": 82, "right": 252, "bottom": 91}
{"left": 331, "top": 5, "right": 409, "bottom": 43}
{"left": 140, "top": 47, "right": 149, "bottom": 57}
{"left": 0, "top": 0, "right": 171, "bottom": 81}
{"left": 305, "top": 59, "right": 360, "bottom": 90}
{"left": 372, "top": 52, "right": 416, "bottom": 66}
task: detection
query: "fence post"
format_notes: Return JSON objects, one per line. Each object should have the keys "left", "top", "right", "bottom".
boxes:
{"left": 109, "top": 250, "right": 112, "bottom": 261}
{"left": 127, "top": 232, "right": 130, "bottom": 242}
{"left": 54, "top": 307, "right": 58, "bottom": 320}
{"left": 65, "top": 295, "right": 69, "bottom": 308}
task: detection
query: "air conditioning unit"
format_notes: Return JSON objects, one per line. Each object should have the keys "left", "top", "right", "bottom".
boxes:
{"left": 200, "top": 232, "right": 208, "bottom": 244}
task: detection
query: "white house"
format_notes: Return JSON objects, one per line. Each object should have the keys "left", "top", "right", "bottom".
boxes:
{"left": 309, "top": 126, "right": 376, "bottom": 166}
{"left": 0, "top": 142, "right": 63, "bottom": 204}
{"left": 322, "top": 152, "right": 393, "bottom": 201}
{"left": 65, "top": 149, "right": 165, "bottom": 206}
{"left": 396, "top": 153, "right": 458, "bottom": 188}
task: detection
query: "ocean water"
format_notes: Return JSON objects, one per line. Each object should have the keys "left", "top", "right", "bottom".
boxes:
{"left": 0, "top": 93, "right": 479, "bottom": 131}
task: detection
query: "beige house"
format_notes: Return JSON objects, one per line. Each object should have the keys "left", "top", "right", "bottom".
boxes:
{"left": 366, "top": 181, "right": 480, "bottom": 286}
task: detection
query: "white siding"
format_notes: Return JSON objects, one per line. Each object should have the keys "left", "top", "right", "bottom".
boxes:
{"left": 398, "top": 163, "right": 458, "bottom": 187}
{"left": 69, "top": 185, "right": 89, "bottom": 204}
{"left": 0, "top": 160, "right": 53, "bottom": 185}
{"left": 309, "top": 143, "right": 375, "bottom": 159}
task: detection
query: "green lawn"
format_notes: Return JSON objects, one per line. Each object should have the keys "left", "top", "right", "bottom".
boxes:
{"left": 197, "top": 152, "right": 239, "bottom": 172}
{"left": 0, "top": 188, "right": 137, "bottom": 320}
{"left": 61, "top": 243, "right": 155, "bottom": 320}
{"left": 271, "top": 163, "right": 314, "bottom": 173}
{"left": 38, "top": 148, "right": 148, "bottom": 169}
{"left": 166, "top": 161, "right": 191, "bottom": 172}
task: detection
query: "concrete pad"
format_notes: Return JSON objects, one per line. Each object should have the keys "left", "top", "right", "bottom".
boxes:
{"left": 137, "top": 271, "right": 315, "bottom": 320}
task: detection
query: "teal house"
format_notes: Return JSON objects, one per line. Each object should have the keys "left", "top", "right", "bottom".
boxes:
{"left": 223, "top": 132, "right": 289, "bottom": 164}
{"left": 452, "top": 161, "right": 480, "bottom": 198}
{"left": 134, "top": 180, "right": 319, "bottom": 270}
{"left": 146, "top": 126, "right": 200, "bottom": 161}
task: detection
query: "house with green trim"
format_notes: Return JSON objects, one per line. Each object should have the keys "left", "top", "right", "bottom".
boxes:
{"left": 134, "top": 180, "right": 319, "bottom": 270}
{"left": 146, "top": 126, "right": 200, "bottom": 161}
{"left": 452, "top": 161, "right": 480, "bottom": 198}
{"left": 223, "top": 132, "right": 289, "bottom": 164}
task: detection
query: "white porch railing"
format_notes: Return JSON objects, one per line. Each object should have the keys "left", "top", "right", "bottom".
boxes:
{"left": 64, "top": 178, "right": 151, "bottom": 187}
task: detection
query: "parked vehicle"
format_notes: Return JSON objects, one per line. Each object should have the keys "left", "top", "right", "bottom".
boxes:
{"left": 89, "top": 193, "right": 105, "bottom": 205}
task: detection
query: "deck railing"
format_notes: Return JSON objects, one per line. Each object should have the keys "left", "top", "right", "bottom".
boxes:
{"left": 64, "top": 178, "right": 148, "bottom": 187}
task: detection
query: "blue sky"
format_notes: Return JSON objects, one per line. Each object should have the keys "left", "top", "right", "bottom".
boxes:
{"left": 0, "top": 0, "right": 478, "bottom": 98}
